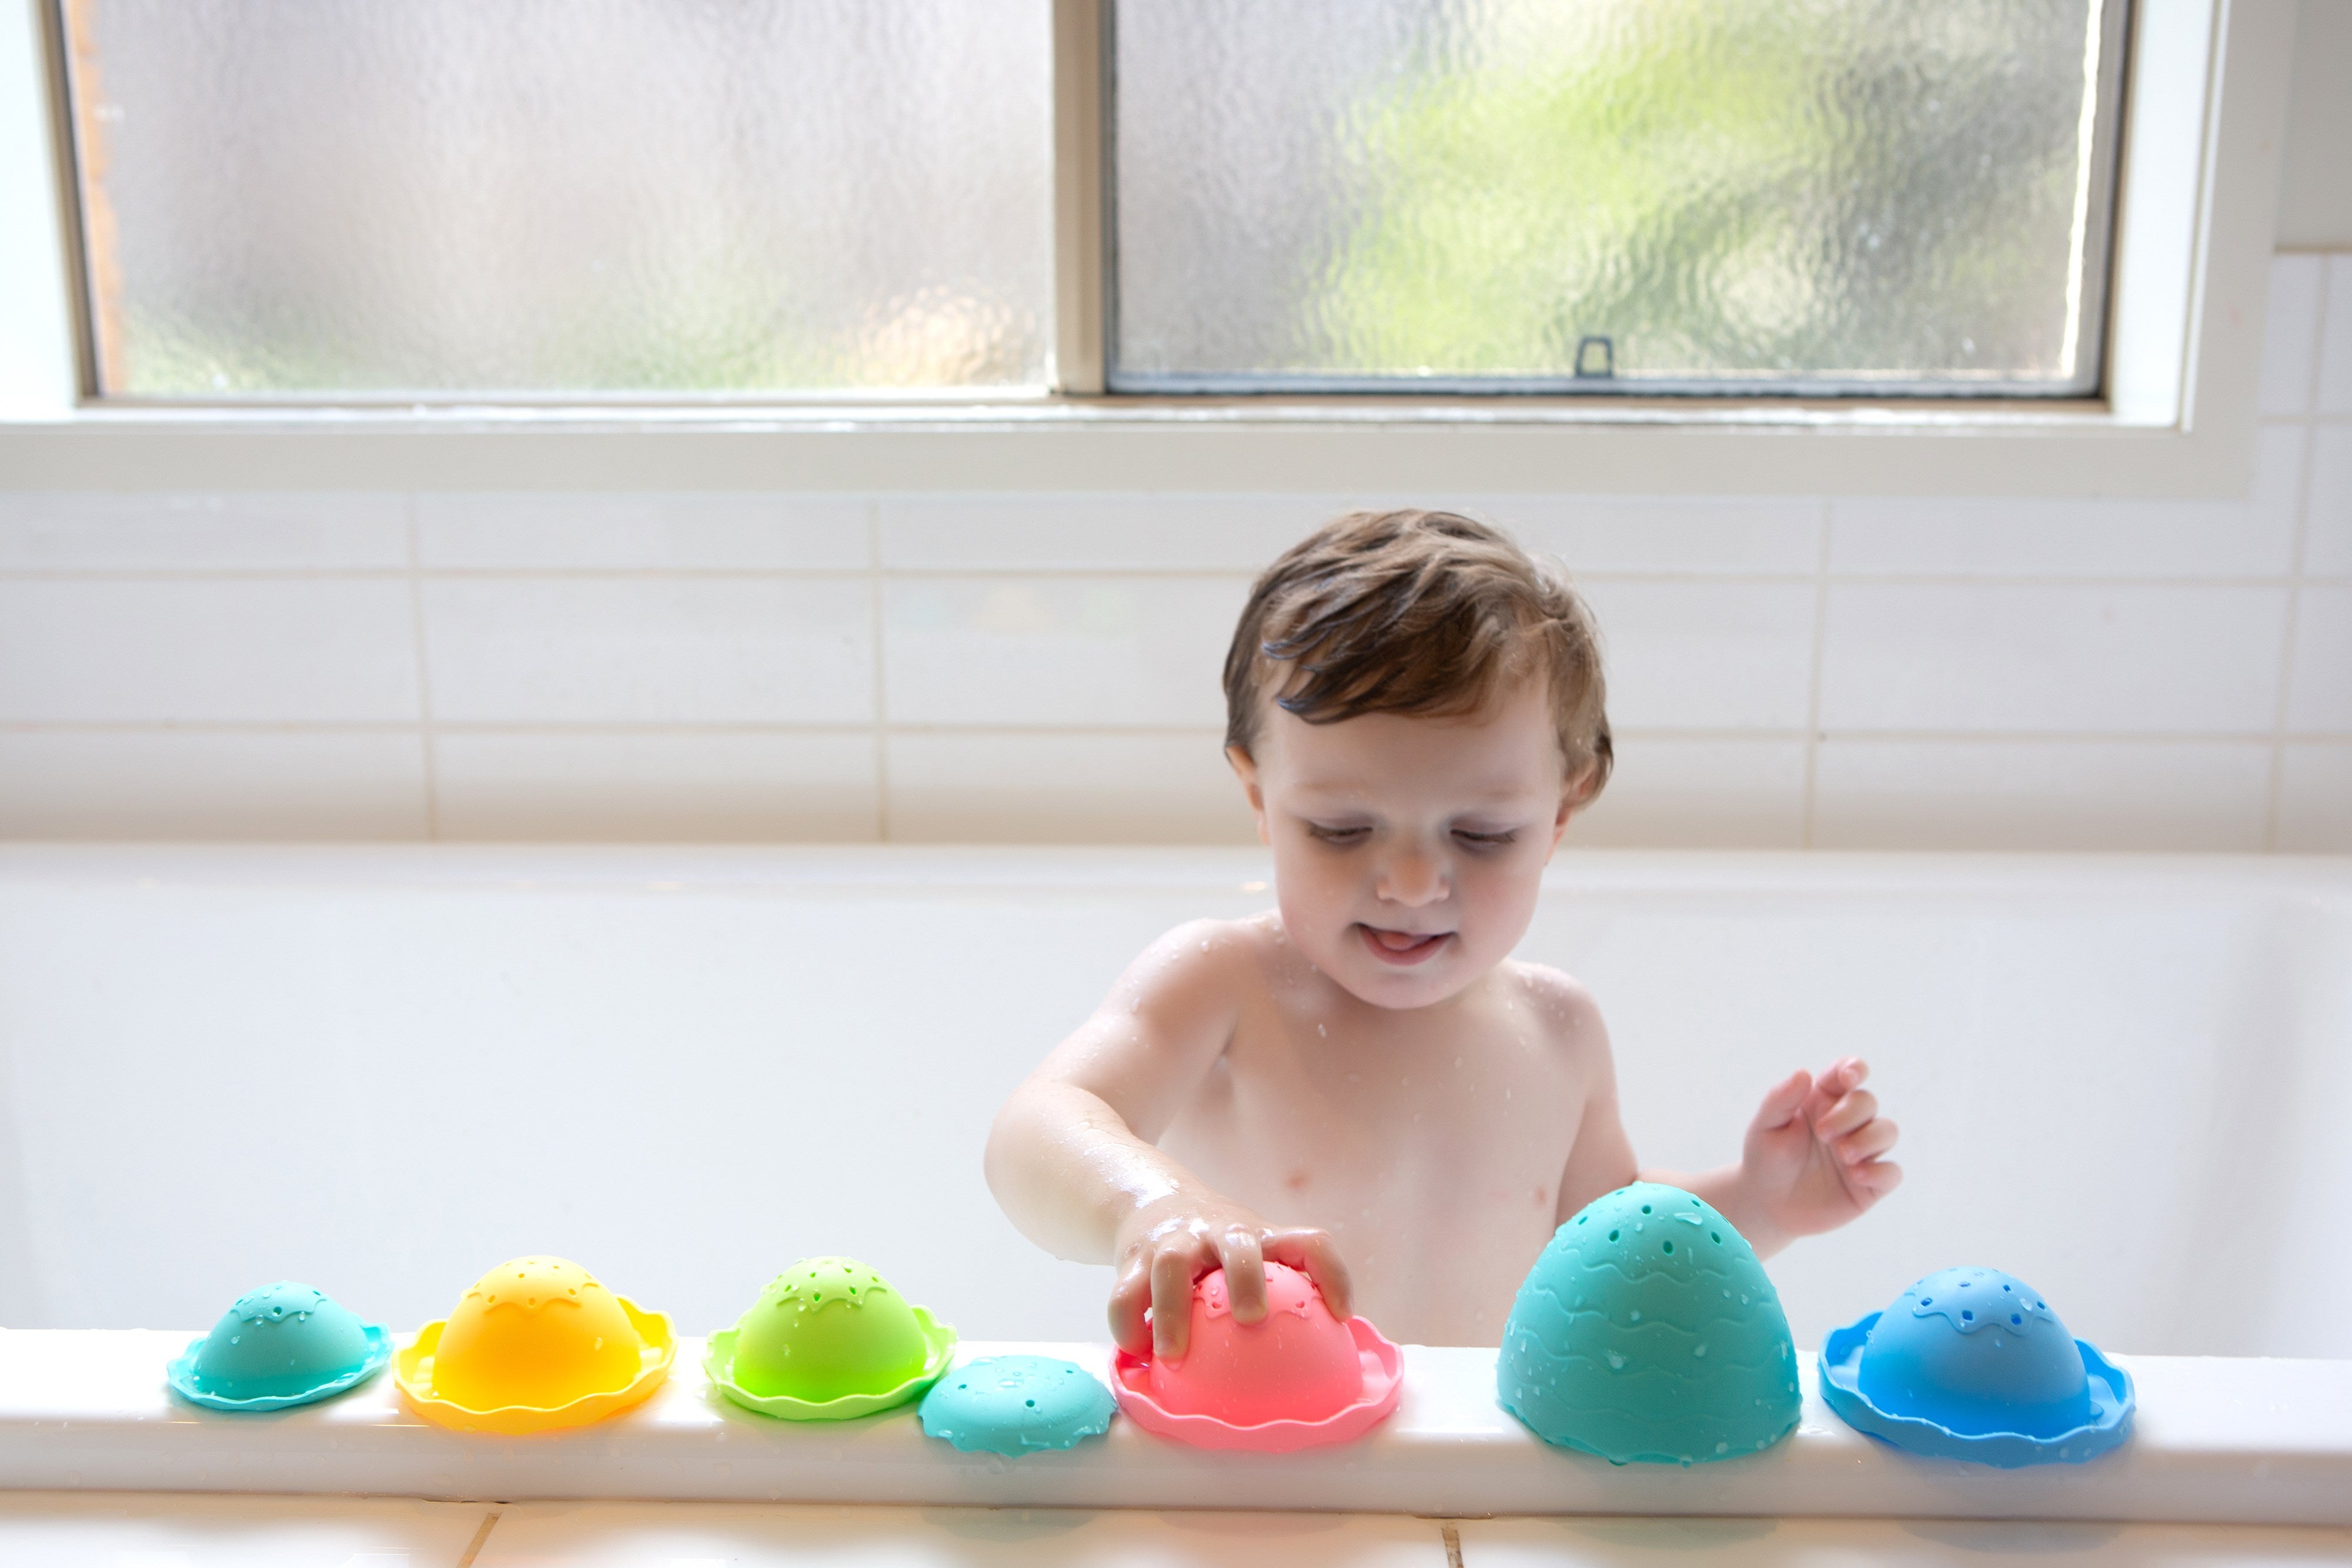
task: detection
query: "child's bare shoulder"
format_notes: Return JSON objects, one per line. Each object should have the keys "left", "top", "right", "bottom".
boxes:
{"left": 1105, "top": 912, "right": 1287, "bottom": 1018}
{"left": 1496, "top": 959, "right": 1612, "bottom": 1058}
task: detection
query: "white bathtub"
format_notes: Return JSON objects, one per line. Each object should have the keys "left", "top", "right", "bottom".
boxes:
{"left": 1, "top": 843, "right": 2347, "bottom": 1362}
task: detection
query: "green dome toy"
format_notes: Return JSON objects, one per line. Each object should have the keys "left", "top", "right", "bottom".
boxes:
{"left": 705, "top": 1257, "right": 955, "bottom": 1420}
{"left": 1498, "top": 1183, "right": 1801, "bottom": 1465}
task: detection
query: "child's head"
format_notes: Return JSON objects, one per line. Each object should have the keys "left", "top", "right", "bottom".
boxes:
{"left": 1224, "top": 509, "right": 1611, "bottom": 1010}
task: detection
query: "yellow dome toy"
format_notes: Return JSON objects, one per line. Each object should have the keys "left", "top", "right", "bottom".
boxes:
{"left": 395, "top": 1256, "right": 674, "bottom": 1434}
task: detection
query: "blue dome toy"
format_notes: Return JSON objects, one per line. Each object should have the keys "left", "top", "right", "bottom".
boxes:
{"left": 1498, "top": 1183, "right": 1801, "bottom": 1466}
{"left": 168, "top": 1281, "right": 391, "bottom": 1412}
{"left": 1820, "top": 1267, "right": 2134, "bottom": 1467}
{"left": 918, "top": 1355, "right": 1116, "bottom": 1456}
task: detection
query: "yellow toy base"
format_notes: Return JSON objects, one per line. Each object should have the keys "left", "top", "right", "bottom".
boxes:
{"left": 395, "top": 1298, "right": 674, "bottom": 1435}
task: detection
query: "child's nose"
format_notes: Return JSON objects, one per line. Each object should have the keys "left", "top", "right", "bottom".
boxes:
{"left": 1375, "top": 846, "right": 1448, "bottom": 907}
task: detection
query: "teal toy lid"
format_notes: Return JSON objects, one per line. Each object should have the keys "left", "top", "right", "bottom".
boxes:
{"left": 1498, "top": 1183, "right": 1800, "bottom": 1466}
{"left": 169, "top": 1281, "right": 390, "bottom": 1412}
{"left": 918, "top": 1355, "right": 1117, "bottom": 1456}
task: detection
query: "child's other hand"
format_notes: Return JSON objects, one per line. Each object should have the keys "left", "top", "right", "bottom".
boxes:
{"left": 1108, "top": 1193, "right": 1351, "bottom": 1363}
{"left": 1742, "top": 1057, "right": 1901, "bottom": 1241}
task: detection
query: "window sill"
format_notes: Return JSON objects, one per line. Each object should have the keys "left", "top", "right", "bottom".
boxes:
{"left": 0, "top": 390, "right": 2269, "bottom": 497}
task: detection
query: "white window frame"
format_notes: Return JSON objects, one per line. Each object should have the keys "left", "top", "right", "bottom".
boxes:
{"left": 0, "top": 0, "right": 2298, "bottom": 497}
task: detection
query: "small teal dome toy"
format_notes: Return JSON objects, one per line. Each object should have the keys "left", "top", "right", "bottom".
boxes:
{"left": 1820, "top": 1266, "right": 2133, "bottom": 1467}
{"left": 1498, "top": 1183, "right": 1800, "bottom": 1466}
{"left": 167, "top": 1282, "right": 390, "bottom": 1412}
{"left": 918, "top": 1355, "right": 1116, "bottom": 1456}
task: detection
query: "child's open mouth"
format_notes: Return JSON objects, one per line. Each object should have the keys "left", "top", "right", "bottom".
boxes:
{"left": 1357, "top": 924, "right": 1452, "bottom": 965}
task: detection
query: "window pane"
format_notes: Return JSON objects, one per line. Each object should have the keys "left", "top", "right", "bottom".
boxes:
{"left": 1110, "top": 0, "right": 2121, "bottom": 396}
{"left": 66, "top": 0, "right": 1053, "bottom": 397}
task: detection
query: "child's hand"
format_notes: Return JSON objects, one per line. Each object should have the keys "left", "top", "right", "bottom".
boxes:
{"left": 1108, "top": 1192, "right": 1352, "bottom": 1362}
{"left": 1740, "top": 1057, "right": 1901, "bottom": 1243}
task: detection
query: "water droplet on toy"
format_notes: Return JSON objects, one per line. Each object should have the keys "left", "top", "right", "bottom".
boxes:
{"left": 1629, "top": 1310, "right": 1641, "bottom": 1322}
{"left": 1716, "top": 1441, "right": 1729, "bottom": 1453}
{"left": 1608, "top": 1352, "right": 1625, "bottom": 1369}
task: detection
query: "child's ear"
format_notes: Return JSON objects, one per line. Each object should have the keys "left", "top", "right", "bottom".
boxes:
{"left": 1547, "top": 761, "right": 1594, "bottom": 857}
{"left": 1226, "top": 746, "right": 1271, "bottom": 845}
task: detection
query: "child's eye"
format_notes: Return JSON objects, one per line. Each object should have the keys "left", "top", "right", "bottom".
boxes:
{"left": 1453, "top": 828, "right": 1518, "bottom": 849}
{"left": 1304, "top": 823, "right": 1371, "bottom": 845}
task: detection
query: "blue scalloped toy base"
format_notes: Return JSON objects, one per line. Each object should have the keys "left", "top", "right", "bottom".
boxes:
{"left": 1819, "top": 1312, "right": 2134, "bottom": 1468}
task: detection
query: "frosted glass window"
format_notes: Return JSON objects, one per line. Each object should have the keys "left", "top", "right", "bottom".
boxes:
{"left": 1110, "top": 0, "right": 2125, "bottom": 396}
{"left": 63, "top": 0, "right": 1053, "bottom": 397}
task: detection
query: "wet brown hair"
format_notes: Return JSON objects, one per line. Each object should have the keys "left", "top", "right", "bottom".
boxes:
{"left": 1223, "top": 509, "right": 1612, "bottom": 804}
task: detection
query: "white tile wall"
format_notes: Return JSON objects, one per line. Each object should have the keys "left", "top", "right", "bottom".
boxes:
{"left": 2286, "top": 584, "right": 2352, "bottom": 733}
{"left": 886, "top": 730, "right": 1251, "bottom": 844}
{"left": 1, "top": 252, "right": 2346, "bottom": 851}
{"left": 420, "top": 577, "right": 872, "bottom": 724}
{"left": 416, "top": 492, "right": 870, "bottom": 571}
{"left": 883, "top": 576, "right": 1247, "bottom": 728}
{"left": 0, "top": 728, "right": 428, "bottom": 838}
{"left": 1816, "top": 583, "right": 2288, "bottom": 734}
{"left": 0, "top": 578, "right": 421, "bottom": 723}
{"left": 1811, "top": 738, "right": 2274, "bottom": 851}
{"left": 2319, "top": 256, "right": 2352, "bottom": 416}
{"left": 2277, "top": 744, "right": 2352, "bottom": 851}
{"left": 2306, "top": 422, "right": 2352, "bottom": 577}
{"left": 432, "top": 729, "right": 876, "bottom": 841}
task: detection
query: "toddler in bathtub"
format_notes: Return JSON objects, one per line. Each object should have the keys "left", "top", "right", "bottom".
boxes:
{"left": 986, "top": 509, "right": 1900, "bottom": 1353}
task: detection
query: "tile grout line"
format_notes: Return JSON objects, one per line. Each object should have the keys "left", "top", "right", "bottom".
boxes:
{"left": 403, "top": 493, "right": 440, "bottom": 841}
{"left": 2264, "top": 266, "right": 2333, "bottom": 850}
{"left": 1799, "top": 497, "right": 1833, "bottom": 849}
{"left": 868, "top": 499, "right": 891, "bottom": 844}
{"left": 453, "top": 1508, "right": 500, "bottom": 1568}
{"left": 1442, "top": 1521, "right": 1465, "bottom": 1568}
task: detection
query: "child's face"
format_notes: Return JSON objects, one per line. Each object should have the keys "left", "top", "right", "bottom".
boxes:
{"left": 1230, "top": 676, "right": 1577, "bottom": 1011}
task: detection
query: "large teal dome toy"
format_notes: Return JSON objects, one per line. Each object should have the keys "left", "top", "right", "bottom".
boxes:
{"left": 1498, "top": 1183, "right": 1800, "bottom": 1465}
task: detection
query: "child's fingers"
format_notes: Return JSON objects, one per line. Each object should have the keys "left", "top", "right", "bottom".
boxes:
{"left": 1150, "top": 1239, "right": 1211, "bottom": 1362}
{"left": 1814, "top": 1088, "right": 1879, "bottom": 1141}
{"left": 1215, "top": 1228, "right": 1269, "bottom": 1324}
{"left": 1750, "top": 1069, "right": 1812, "bottom": 1132}
{"left": 1108, "top": 1253, "right": 1154, "bottom": 1357}
{"left": 1846, "top": 1157, "right": 1904, "bottom": 1199}
{"left": 1836, "top": 1116, "right": 1898, "bottom": 1165}
{"left": 1265, "top": 1228, "right": 1353, "bottom": 1322}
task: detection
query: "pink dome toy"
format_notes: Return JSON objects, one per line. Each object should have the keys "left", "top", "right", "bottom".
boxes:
{"left": 1112, "top": 1264, "right": 1402, "bottom": 1452}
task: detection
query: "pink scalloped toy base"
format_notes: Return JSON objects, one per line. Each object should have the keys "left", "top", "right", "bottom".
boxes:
{"left": 1111, "top": 1318, "right": 1404, "bottom": 1453}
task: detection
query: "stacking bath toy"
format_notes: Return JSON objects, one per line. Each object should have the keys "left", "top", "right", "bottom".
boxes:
{"left": 918, "top": 1355, "right": 1117, "bottom": 1455}
{"left": 167, "top": 1281, "right": 390, "bottom": 1411}
{"left": 1111, "top": 1263, "right": 1402, "bottom": 1452}
{"left": 705, "top": 1257, "right": 956, "bottom": 1420}
{"left": 394, "top": 1256, "right": 674, "bottom": 1434}
{"left": 1498, "top": 1183, "right": 1800, "bottom": 1465}
{"left": 1820, "top": 1266, "right": 2134, "bottom": 1467}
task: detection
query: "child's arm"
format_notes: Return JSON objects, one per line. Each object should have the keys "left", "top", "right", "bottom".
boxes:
{"left": 1542, "top": 972, "right": 1899, "bottom": 1256}
{"left": 984, "top": 920, "right": 1352, "bottom": 1362}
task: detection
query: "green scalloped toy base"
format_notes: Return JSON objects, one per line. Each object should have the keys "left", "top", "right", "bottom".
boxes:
{"left": 704, "top": 1310, "right": 956, "bottom": 1421}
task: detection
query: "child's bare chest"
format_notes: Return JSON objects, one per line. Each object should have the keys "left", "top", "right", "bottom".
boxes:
{"left": 1158, "top": 999, "right": 1593, "bottom": 1340}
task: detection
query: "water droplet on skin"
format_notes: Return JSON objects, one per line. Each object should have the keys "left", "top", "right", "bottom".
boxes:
{"left": 1317, "top": 1024, "right": 1327, "bottom": 1037}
